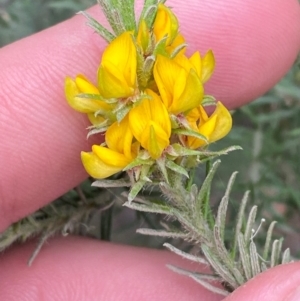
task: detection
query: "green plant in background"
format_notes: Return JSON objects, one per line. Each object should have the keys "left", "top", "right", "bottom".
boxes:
{"left": 0, "top": 0, "right": 299, "bottom": 296}
{"left": 0, "top": 0, "right": 96, "bottom": 47}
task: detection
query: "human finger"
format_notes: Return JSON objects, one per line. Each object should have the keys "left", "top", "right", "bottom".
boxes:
{"left": 224, "top": 261, "right": 300, "bottom": 301}
{"left": 0, "top": 236, "right": 222, "bottom": 301}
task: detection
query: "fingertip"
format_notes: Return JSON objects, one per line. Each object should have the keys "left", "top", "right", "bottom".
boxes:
{"left": 0, "top": 237, "right": 222, "bottom": 301}
{"left": 225, "top": 262, "right": 300, "bottom": 301}
{"left": 172, "top": 0, "right": 300, "bottom": 108}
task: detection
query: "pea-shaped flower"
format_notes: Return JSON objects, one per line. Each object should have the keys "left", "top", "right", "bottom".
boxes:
{"left": 129, "top": 90, "right": 171, "bottom": 159}
{"left": 185, "top": 102, "right": 232, "bottom": 149}
{"left": 81, "top": 115, "right": 138, "bottom": 179}
{"left": 153, "top": 3, "right": 179, "bottom": 46}
{"left": 65, "top": 74, "right": 111, "bottom": 113}
{"left": 154, "top": 55, "right": 204, "bottom": 115}
{"left": 97, "top": 31, "right": 137, "bottom": 99}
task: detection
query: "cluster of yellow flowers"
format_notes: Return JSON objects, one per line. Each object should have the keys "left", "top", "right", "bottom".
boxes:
{"left": 65, "top": 3, "right": 232, "bottom": 180}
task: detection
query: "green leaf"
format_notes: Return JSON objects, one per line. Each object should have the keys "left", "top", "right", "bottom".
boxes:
{"left": 139, "top": 0, "right": 158, "bottom": 28}
{"left": 196, "top": 160, "right": 221, "bottom": 212}
{"left": 124, "top": 201, "right": 173, "bottom": 215}
{"left": 244, "top": 206, "right": 258, "bottom": 244}
{"left": 170, "top": 43, "right": 187, "bottom": 58}
{"left": 77, "top": 93, "right": 118, "bottom": 104}
{"left": 137, "top": 228, "right": 186, "bottom": 238}
{"left": 153, "top": 36, "right": 168, "bottom": 56}
{"left": 270, "top": 239, "right": 282, "bottom": 268}
{"left": 167, "top": 143, "right": 203, "bottom": 157}
{"left": 164, "top": 243, "right": 208, "bottom": 264}
{"left": 79, "top": 11, "right": 115, "bottom": 43}
{"left": 123, "top": 157, "right": 154, "bottom": 171}
{"left": 92, "top": 179, "right": 131, "bottom": 188}
{"left": 115, "top": 106, "right": 131, "bottom": 123}
{"left": 156, "top": 157, "right": 169, "bottom": 183}
{"left": 97, "top": 0, "right": 124, "bottom": 35}
{"left": 263, "top": 221, "right": 277, "bottom": 260}
{"left": 202, "top": 244, "right": 238, "bottom": 289}
{"left": 119, "top": 0, "right": 136, "bottom": 31}
{"left": 249, "top": 242, "right": 261, "bottom": 277}
{"left": 87, "top": 126, "right": 109, "bottom": 138}
{"left": 128, "top": 180, "right": 147, "bottom": 203}
{"left": 216, "top": 172, "right": 238, "bottom": 241}
{"left": 173, "top": 128, "right": 208, "bottom": 143}
{"left": 281, "top": 248, "right": 291, "bottom": 264}
{"left": 166, "top": 160, "right": 189, "bottom": 178}
{"left": 237, "top": 233, "right": 252, "bottom": 280}
{"left": 232, "top": 191, "right": 250, "bottom": 259}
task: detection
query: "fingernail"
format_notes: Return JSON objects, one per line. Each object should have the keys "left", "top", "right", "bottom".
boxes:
{"left": 284, "top": 287, "right": 300, "bottom": 301}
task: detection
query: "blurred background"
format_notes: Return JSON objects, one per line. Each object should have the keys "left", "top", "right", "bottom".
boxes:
{"left": 1, "top": 0, "right": 299, "bottom": 256}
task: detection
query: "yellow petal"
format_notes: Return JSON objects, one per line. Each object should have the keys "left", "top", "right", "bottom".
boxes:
{"left": 129, "top": 97, "right": 152, "bottom": 142}
{"left": 175, "top": 50, "right": 215, "bottom": 83}
{"left": 147, "top": 122, "right": 170, "bottom": 159}
{"left": 98, "top": 32, "right": 137, "bottom": 98}
{"left": 148, "top": 124, "right": 165, "bottom": 159}
{"left": 81, "top": 151, "right": 122, "bottom": 179}
{"left": 172, "top": 53, "right": 193, "bottom": 73}
{"left": 170, "top": 69, "right": 204, "bottom": 115}
{"left": 199, "top": 114, "right": 217, "bottom": 139}
{"left": 201, "top": 50, "right": 215, "bottom": 83}
{"left": 129, "top": 92, "right": 171, "bottom": 159}
{"left": 189, "top": 51, "right": 202, "bottom": 78}
{"left": 206, "top": 101, "right": 232, "bottom": 142}
{"left": 145, "top": 89, "right": 171, "bottom": 137}
{"left": 187, "top": 102, "right": 232, "bottom": 149}
{"left": 105, "top": 116, "right": 134, "bottom": 159}
{"left": 186, "top": 115, "right": 216, "bottom": 149}
{"left": 92, "top": 145, "right": 131, "bottom": 168}
{"left": 186, "top": 105, "right": 208, "bottom": 123}
{"left": 75, "top": 75, "right": 99, "bottom": 94}
{"left": 154, "top": 55, "right": 203, "bottom": 115}
{"left": 65, "top": 76, "right": 107, "bottom": 113}
{"left": 153, "top": 3, "right": 179, "bottom": 45}
{"left": 129, "top": 92, "right": 171, "bottom": 141}
{"left": 98, "top": 65, "right": 134, "bottom": 99}
{"left": 154, "top": 55, "right": 182, "bottom": 110}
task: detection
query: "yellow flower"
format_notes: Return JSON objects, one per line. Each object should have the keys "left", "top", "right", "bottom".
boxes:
{"left": 153, "top": 55, "right": 203, "bottom": 115}
{"left": 153, "top": 3, "right": 179, "bottom": 46}
{"left": 185, "top": 102, "right": 232, "bottom": 149}
{"left": 65, "top": 75, "right": 111, "bottom": 113}
{"left": 98, "top": 31, "right": 137, "bottom": 99}
{"left": 129, "top": 89, "right": 171, "bottom": 159}
{"left": 81, "top": 115, "right": 138, "bottom": 179}
{"left": 173, "top": 50, "right": 215, "bottom": 83}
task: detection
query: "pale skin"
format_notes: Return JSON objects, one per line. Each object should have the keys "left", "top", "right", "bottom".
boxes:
{"left": 0, "top": 0, "right": 300, "bottom": 300}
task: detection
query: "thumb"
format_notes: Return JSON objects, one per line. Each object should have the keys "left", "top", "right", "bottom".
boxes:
{"left": 225, "top": 262, "right": 300, "bottom": 301}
